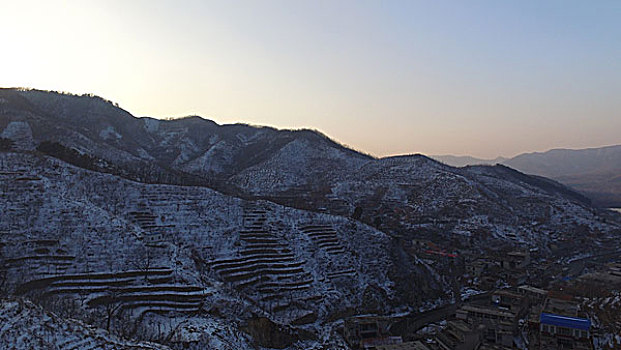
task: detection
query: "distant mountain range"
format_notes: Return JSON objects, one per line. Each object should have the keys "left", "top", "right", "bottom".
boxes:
{"left": 433, "top": 146, "right": 621, "bottom": 207}
{"left": 432, "top": 155, "right": 508, "bottom": 168}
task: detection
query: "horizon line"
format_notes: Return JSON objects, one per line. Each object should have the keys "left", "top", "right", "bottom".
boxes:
{"left": 3, "top": 86, "right": 620, "bottom": 160}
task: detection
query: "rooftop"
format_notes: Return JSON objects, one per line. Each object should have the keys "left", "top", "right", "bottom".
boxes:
{"left": 517, "top": 285, "right": 547, "bottom": 295}
{"left": 375, "top": 341, "right": 432, "bottom": 350}
{"left": 540, "top": 313, "right": 591, "bottom": 331}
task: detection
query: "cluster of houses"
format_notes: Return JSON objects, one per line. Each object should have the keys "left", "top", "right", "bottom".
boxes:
{"left": 343, "top": 284, "right": 593, "bottom": 349}
{"left": 342, "top": 235, "right": 608, "bottom": 350}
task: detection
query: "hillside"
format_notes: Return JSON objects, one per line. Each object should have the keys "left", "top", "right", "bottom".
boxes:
{"left": 432, "top": 146, "right": 621, "bottom": 207}
{"left": 0, "top": 298, "right": 170, "bottom": 349}
{"left": 0, "top": 150, "right": 443, "bottom": 349}
{"left": 504, "top": 145, "right": 621, "bottom": 207}
{"left": 1, "top": 89, "right": 617, "bottom": 248}
{"left": 0, "top": 88, "right": 369, "bottom": 190}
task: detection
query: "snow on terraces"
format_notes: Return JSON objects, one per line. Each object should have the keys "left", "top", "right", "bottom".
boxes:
{"left": 298, "top": 224, "right": 346, "bottom": 256}
{"left": 88, "top": 284, "right": 207, "bottom": 316}
{"left": 0, "top": 169, "right": 45, "bottom": 228}
{"left": 128, "top": 210, "right": 158, "bottom": 230}
{"left": 0, "top": 167, "right": 209, "bottom": 320}
{"left": 0, "top": 151, "right": 407, "bottom": 345}
{"left": 295, "top": 221, "right": 359, "bottom": 279}
{"left": 2, "top": 239, "right": 76, "bottom": 282}
{"left": 209, "top": 202, "right": 319, "bottom": 322}
{"left": 15, "top": 267, "right": 208, "bottom": 318}
{"left": 117, "top": 185, "right": 242, "bottom": 250}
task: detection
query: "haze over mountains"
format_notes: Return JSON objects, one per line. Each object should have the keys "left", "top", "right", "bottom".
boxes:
{"left": 431, "top": 155, "right": 509, "bottom": 168}
{"left": 1, "top": 88, "right": 620, "bottom": 349}
{"left": 433, "top": 145, "right": 621, "bottom": 208}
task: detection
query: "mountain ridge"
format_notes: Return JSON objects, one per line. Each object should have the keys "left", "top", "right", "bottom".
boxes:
{"left": 0, "top": 88, "right": 373, "bottom": 178}
{"left": 432, "top": 144, "right": 621, "bottom": 207}
{"left": 0, "top": 88, "right": 602, "bottom": 218}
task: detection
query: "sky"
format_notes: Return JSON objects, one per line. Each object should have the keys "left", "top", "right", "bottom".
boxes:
{"left": 1, "top": 0, "right": 620, "bottom": 158}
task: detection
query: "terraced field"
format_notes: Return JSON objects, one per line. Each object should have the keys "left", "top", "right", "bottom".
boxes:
{"left": 0, "top": 151, "right": 405, "bottom": 349}
{"left": 209, "top": 203, "right": 320, "bottom": 323}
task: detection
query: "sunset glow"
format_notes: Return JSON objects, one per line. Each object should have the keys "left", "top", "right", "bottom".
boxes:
{"left": 1, "top": 0, "right": 619, "bottom": 158}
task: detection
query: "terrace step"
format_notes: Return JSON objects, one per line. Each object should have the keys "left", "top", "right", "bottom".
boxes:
{"left": 218, "top": 261, "right": 305, "bottom": 277}
{"left": 326, "top": 247, "right": 346, "bottom": 255}
{"left": 244, "top": 243, "right": 287, "bottom": 249}
{"left": 120, "top": 300, "right": 202, "bottom": 312}
{"left": 17, "top": 269, "right": 173, "bottom": 293}
{"left": 222, "top": 266, "right": 305, "bottom": 283}
{"left": 213, "top": 257, "right": 297, "bottom": 272}
{"left": 240, "top": 238, "right": 282, "bottom": 244}
{"left": 234, "top": 276, "right": 271, "bottom": 289}
{"left": 256, "top": 282, "right": 312, "bottom": 294}
{"left": 210, "top": 253, "right": 295, "bottom": 267}
{"left": 59, "top": 338, "right": 97, "bottom": 350}
{"left": 240, "top": 249, "right": 291, "bottom": 256}
{"left": 255, "top": 278, "right": 314, "bottom": 290}
{"left": 327, "top": 269, "right": 356, "bottom": 278}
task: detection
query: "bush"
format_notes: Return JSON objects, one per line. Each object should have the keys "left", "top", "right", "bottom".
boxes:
{"left": 0, "top": 138, "right": 13, "bottom": 151}
{"left": 36, "top": 141, "right": 101, "bottom": 170}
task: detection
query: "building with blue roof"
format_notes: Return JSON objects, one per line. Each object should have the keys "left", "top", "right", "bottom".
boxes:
{"left": 539, "top": 312, "right": 592, "bottom": 349}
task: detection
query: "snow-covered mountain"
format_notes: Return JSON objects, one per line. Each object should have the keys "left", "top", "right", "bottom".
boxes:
{"left": 1, "top": 88, "right": 620, "bottom": 349}
{"left": 2, "top": 88, "right": 617, "bottom": 248}
{"left": 504, "top": 145, "right": 621, "bottom": 207}
{"left": 432, "top": 145, "right": 621, "bottom": 207}
{"left": 0, "top": 88, "right": 368, "bottom": 186}
{"left": 0, "top": 150, "right": 443, "bottom": 349}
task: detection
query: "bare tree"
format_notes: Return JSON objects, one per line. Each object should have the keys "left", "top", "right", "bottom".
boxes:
{"left": 0, "top": 247, "right": 7, "bottom": 295}
{"left": 111, "top": 306, "right": 133, "bottom": 338}
{"left": 100, "top": 289, "right": 124, "bottom": 332}
{"left": 130, "top": 245, "right": 153, "bottom": 285}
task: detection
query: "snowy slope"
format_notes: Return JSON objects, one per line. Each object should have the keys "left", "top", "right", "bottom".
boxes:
{"left": 0, "top": 151, "right": 442, "bottom": 349}
{"left": 1, "top": 88, "right": 617, "bottom": 258}
{"left": 0, "top": 298, "right": 169, "bottom": 350}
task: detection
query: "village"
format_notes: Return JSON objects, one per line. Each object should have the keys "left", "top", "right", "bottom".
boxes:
{"left": 342, "top": 231, "right": 621, "bottom": 350}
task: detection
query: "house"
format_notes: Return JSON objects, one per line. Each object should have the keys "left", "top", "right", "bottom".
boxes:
{"left": 536, "top": 295, "right": 592, "bottom": 350}
{"left": 435, "top": 320, "right": 484, "bottom": 350}
{"left": 456, "top": 291, "right": 528, "bottom": 347}
{"left": 375, "top": 341, "right": 432, "bottom": 350}
{"left": 490, "top": 290, "right": 529, "bottom": 312}
{"left": 465, "top": 259, "right": 491, "bottom": 278}
{"left": 456, "top": 305, "right": 516, "bottom": 347}
{"left": 500, "top": 250, "right": 530, "bottom": 270}
{"left": 144, "top": 232, "right": 164, "bottom": 246}
{"left": 517, "top": 285, "right": 547, "bottom": 305}
{"left": 343, "top": 316, "right": 402, "bottom": 349}
{"left": 539, "top": 313, "right": 591, "bottom": 350}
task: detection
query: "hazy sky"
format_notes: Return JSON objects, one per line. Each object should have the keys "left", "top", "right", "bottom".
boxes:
{"left": 1, "top": 0, "right": 620, "bottom": 158}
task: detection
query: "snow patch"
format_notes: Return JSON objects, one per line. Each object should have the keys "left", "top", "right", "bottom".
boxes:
{"left": 1, "top": 121, "right": 35, "bottom": 149}
{"left": 99, "top": 126, "right": 122, "bottom": 140}
{"left": 143, "top": 118, "right": 160, "bottom": 133}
